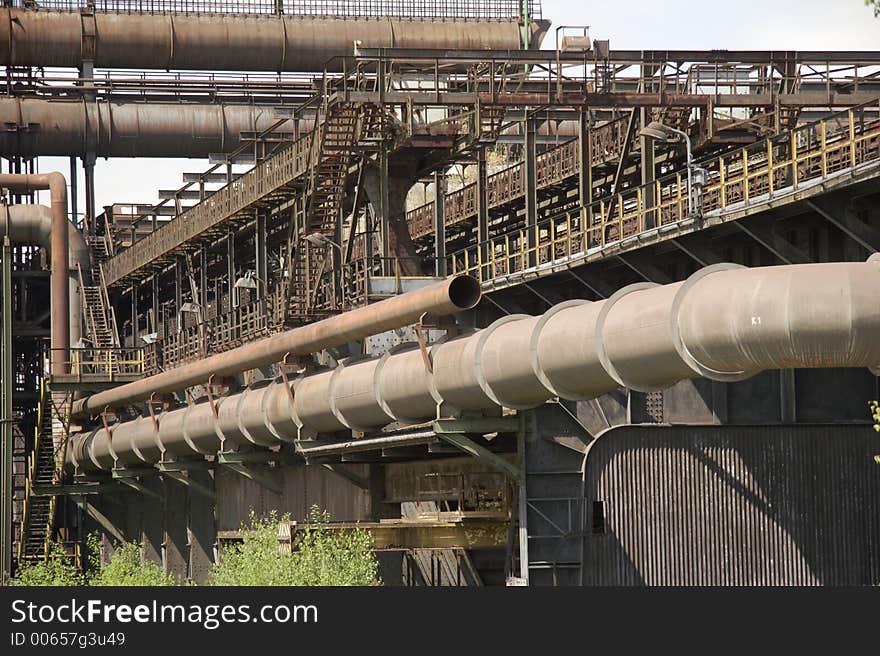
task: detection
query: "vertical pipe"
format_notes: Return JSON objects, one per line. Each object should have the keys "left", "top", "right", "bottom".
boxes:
{"left": 0, "top": 174, "right": 70, "bottom": 375}
{"left": 83, "top": 155, "right": 96, "bottom": 235}
{"left": 69, "top": 157, "right": 78, "bottom": 229}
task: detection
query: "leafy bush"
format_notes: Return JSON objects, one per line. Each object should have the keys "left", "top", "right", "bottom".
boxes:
{"left": 87, "top": 535, "right": 175, "bottom": 587}
{"left": 10, "top": 543, "right": 85, "bottom": 586}
{"left": 13, "top": 534, "right": 174, "bottom": 587}
{"left": 210, "top": 506, "right": 380, "bottom": 586}
{"left": 14, "top": 509, "right": 378, "bottom": 587}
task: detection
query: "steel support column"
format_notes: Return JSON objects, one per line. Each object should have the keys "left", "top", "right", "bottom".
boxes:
{"left": 226, "top": 232, "right": 235, "bottom": 305}
{"left": 433, "top": 171, "right": 447, "bottom": 277}
{"left": 476, "top": 149, "right": 489, "bottom": 279}
{"left": 374, "top": 141, "right": 392, "bottom": 272}
{"left": 524, "top": 118, "right": 538, "bottom": 267}
{"left": 640, "top": 107, "right": 656, "bottom": 228}
{"left": 199, "top": 248, "right": 208, "bottom": 311}
{"left": 578, "top": 108, "right": 593, "bottom": 221}
{"left": 0, "top": 226, "right": 12, "bottom": 582}
{"left": 255, "top": 212, "right": 267, "bottom": 299}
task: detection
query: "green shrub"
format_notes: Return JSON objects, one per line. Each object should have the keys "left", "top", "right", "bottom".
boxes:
{"left": 13, "top": 534, "right": 174, "bottom": 587}
{"left": 10, "top": 543, "right": 85, "bottom": 587}
{"left": 210, "top": 506, "right": 380, "bottom": 586}
{"left": 88, "top": 538, "right": 175, "bottom": 587}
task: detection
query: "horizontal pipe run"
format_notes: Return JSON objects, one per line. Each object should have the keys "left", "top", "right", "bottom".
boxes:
{"left": 71, "top": 274, "right": 482, "bottom": 417}
{"left": 67, "top": 260, "right": 880, "bottom": 473}
{"left": 0, "top": 10, "right": 546, "bottom": 72}
{"left": 0, "top": 98, "right": 309, "bottom": 158}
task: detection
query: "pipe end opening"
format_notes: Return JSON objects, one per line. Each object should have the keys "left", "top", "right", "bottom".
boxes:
{"left": 447, "top": 275, "right": 482, "bottom": 310}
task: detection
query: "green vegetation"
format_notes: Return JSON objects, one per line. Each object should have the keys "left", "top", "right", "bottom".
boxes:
{"left": 9, "top": 543, "right": 85, "bottom": 587}
{"left": 86, "top": 534, "right": 175, "bottom": 587}
{"left": 868, "top": 1, "right": 879, "bottom": 16}
{"left": 210, "top": 507, "right": 380, "bottom": 586}
{"left": 13, "top": 508, "right": 380, "bottom": 587}
{"left": 12, "top": 534, "right": 174, "bottom": 587}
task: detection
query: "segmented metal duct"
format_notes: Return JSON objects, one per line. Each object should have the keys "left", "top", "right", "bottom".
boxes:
{"left": 68, "top": 259, "right": 880, "bottom": 472}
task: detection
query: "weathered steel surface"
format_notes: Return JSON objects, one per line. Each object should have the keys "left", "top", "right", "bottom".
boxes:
{"left": 67, "top": 260, "right": 880, "bottom": 472}
{"left": 70, "top": 274, "right": 481, "bottom": 417}
{"left": 0, "top": 174, "right": 70, "bottom": 374}
{"left": 0, "top": 98, "right": 298, "bottom": 157}
{"left": 0, "top": 9, "right": 538, "bottom": 71}
{"left": 581, "top": 424, "right": 880, "bottom": 585}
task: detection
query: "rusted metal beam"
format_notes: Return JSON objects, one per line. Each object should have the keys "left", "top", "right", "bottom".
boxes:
{"left": 217, "top": 516, "right": 510, "bottom": 550}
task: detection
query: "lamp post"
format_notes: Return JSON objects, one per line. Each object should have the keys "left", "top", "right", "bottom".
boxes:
{"left": 639, "top": 121, "right": 698, "bottom": 218}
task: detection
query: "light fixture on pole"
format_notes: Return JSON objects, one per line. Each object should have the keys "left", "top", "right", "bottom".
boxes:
{"left": 304, "top": 232, "right": 342, "bottom": 252}
{"left": 639, "top": 120, "right": 704, "bottom": 218}
{"left": 140, "top": 332, "right": 158, "bottom": 345}
{"left": 177, "top": 301, "right": 201, "bottom": 333}
{"left": 233, "top": 270, "right": 266, "bottom": 308}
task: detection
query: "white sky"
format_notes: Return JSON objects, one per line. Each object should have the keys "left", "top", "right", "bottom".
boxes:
{"left": 33, "top": 0, "right": 880, "bottom": 219}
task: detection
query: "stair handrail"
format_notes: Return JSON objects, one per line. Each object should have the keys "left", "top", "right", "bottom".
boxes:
{"left": 98, "top": 263, "right": 121, "bottom": 348}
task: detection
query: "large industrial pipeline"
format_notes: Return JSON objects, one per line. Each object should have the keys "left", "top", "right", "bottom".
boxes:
{"left": 70, "top": 274, "right": 483, "bottom": 418}
{"left": 0, "top": 98, "right": 308, "bottom": 158}
{"left": 0, "top": 9, "right": 547, "bottom": 72}
{"left": 0, "top": 96, "right": 576, "bottom": 158}
{"left": 67, "top": 259, "right": 880, "bottom": 472}
{"left": 0, "top": 204, "right": 89, "bottom": 348}
{"left": 0, "top": 174, "right": 71, "bottom": 374}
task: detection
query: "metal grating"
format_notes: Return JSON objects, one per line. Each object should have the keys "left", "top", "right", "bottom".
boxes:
{"left": 581, "top": 424, "right": 880, "bottom": 586}
{"left": 9, "top": 0, "right": 540, "bottom": 19}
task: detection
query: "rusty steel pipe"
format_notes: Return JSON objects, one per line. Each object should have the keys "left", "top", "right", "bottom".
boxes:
{"left": 0, "top": 10, "right": 546, "bottom": 72}
{"left": 71, "top": 275, "right": 482, "bottom": 418}
{"left": 0, "top": 174, "right": 70, "bottom": 374}
{"left": 0, "top": 204, "right": 89, "bottom": 348}
{"left": 0, "top": 98, "right": 310, "bottom": 158}
{"left": 67, "top": 260, "right": 880, "bottom": 473}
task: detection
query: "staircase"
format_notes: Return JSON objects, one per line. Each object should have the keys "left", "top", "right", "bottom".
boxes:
{"left": 79, "top": 264, "right": 120, "bottom": 350}
{"left": 17, "top": 389, "right": 59, "bottom": 561}
{"left": 282, "top": 101, "right": 384, "bottom": 324}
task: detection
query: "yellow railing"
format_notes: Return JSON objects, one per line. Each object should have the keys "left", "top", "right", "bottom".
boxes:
{"left": 450, "top": 101, "right": 880, "bottom": 283}
{"left": 50, "top": 347, "right": 145, "bottom": 380}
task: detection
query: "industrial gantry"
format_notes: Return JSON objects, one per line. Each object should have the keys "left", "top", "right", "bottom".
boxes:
{"left": 2, "top": 0, "right": 880, "bottom": 586}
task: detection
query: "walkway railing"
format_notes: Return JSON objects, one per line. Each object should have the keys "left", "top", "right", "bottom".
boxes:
{"left": 9, "top": 0, "right": 537, "bottom": 19}
{"left": 49, "top": 348, "right": 145, "bottom": 382}
{"left": 449, "top": 100, "right": 880, "bottom": 283}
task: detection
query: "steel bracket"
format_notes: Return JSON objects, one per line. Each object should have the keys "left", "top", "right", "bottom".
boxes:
{"left": 216, "top": 450, "right": 283, "bottom": 494}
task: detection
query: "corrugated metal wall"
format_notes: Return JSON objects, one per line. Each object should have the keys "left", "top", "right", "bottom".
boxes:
{"left": 582, "top": 424, "right": 880, "bottom": 586}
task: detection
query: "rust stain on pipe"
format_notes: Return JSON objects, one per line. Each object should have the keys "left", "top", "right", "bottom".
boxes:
{"left": 0, "top": 204, "right": 89, "bottom": 349}
{"left": 0, "top": 10, "right": 543, "bottom": 72}
{"left": 71, "top": 274, "right": 481, "bottom": 417}
{"left": 66, "top": 260, "right": 880, "bottom": 473}
{"left": 0, "top": 173, "right": 70, "bottom": 374}
{"left": 0, "top": 97, "right": 306, "bottom": 158}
